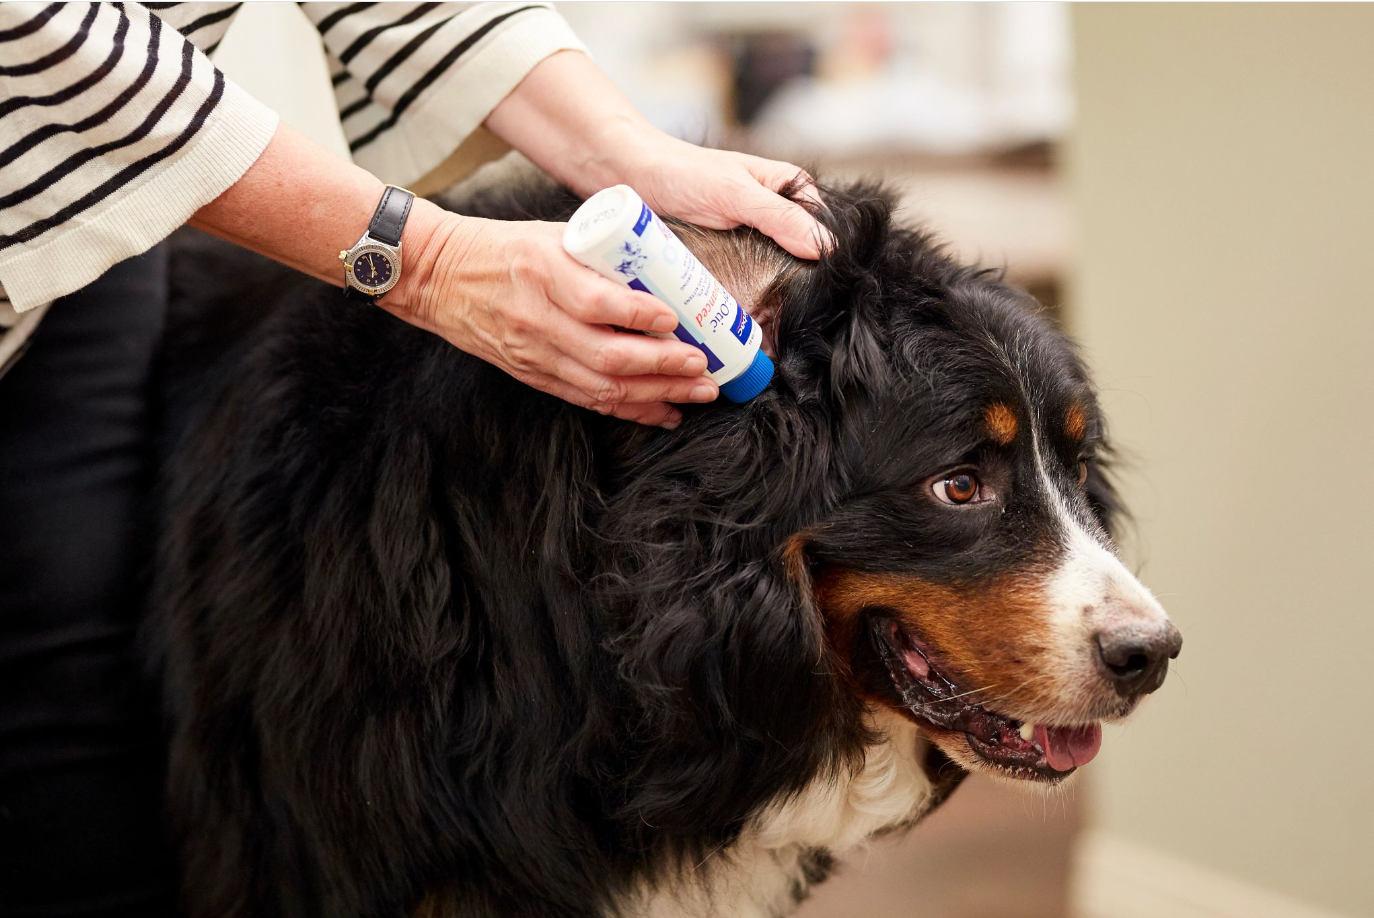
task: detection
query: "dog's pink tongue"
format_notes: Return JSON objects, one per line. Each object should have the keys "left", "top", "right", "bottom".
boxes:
{"left": 1033, "top": 724, "right": 1103, "bottom": 772}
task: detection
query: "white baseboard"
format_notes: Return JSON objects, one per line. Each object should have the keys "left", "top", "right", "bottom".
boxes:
{"left": 1071, "top": 830, "right": 1355, "bottom": 918}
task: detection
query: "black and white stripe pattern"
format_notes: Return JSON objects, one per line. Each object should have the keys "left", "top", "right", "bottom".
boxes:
{"left": 326, "top": 3, "right": 547, "bottom": 153}
{"left": 150, "top": 2, "right": 241, "bottom": 56}
{"left": 0, "top": 2, "right": 276, "bottom": 319}
{"left": 306, "top": 2, "right": 578, "bottom": 181}
{"left": 0, "top": 0, "right": 582, "bottom": 341}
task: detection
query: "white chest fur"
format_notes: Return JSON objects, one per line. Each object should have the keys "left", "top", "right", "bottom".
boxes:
{"left": 619, "top": 710, "right": 934, "bottom": 918}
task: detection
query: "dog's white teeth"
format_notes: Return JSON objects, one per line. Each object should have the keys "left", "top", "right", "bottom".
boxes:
{"left": 1019, "top": 722, "right": 1036, "bottom": 742}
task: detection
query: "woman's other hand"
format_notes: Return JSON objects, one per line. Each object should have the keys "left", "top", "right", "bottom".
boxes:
{"left": 614, "top": 135, "right": 832, "bottom": 261}
{"left": 388, "top": 210, "right": 715, "bottom": 429}
{"left": 485, "top": 51, "right": 834, "bottom": 262}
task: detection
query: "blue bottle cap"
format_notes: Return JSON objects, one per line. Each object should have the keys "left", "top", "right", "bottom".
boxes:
{"left": 718, "top": 350, "right": 775, "bottom": 403}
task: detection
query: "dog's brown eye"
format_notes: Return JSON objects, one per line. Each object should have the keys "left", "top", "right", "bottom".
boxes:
{"left": 936, "top": 472, "right": 981, "bottom": 505}
{"left": 1077, "top": 460, "right": 1089, "bottom": 485}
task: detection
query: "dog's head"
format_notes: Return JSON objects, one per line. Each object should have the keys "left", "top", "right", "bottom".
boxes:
{"left": 599, "top": 182, "right": 1179, "bottom": 832}
{"left": 780, "top": 207, "right": 1180, "bottom": 789}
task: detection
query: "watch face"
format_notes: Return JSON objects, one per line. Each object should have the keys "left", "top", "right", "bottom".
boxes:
{"left": 353, "top": 251, "right": 394, "bottom": 290}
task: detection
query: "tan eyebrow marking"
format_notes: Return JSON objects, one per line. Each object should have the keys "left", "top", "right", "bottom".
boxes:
{"left": 983, "top": 403, "right": 1018, "bottom": 446}
{"left": 1065, "top": 403, "right": 1087, "bottom": 443}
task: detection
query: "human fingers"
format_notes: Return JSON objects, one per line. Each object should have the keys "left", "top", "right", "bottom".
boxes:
{"left": 548, "top": 313, "right": 708, "bottom": 378}
{"left": 520, "top": 370, "right": 684, "bottom": 429}
{"left": 741, "top": 160, "right": 835, "bottom": 259}
{"left": 600, "top": 401, "right": 684, "bottom": 428}
{"left": 547, "top": 351, "right": 718, "bottom": 408}
{"left": 730, "top": 184, "right": 830, "bottom": 260}
{"left": 549, "top": 256, "right": 684, "bottom": 334}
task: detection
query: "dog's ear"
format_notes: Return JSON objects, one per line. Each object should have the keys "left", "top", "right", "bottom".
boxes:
{"left": 598, "top": 429, "right": 864, "bottom": 842}
{"left": 671, "top": 222, "right": 803, "bottom": 358}
{"left": 667, "top": 174, "right": 831, "bottom": 358}
{"left": 606, "top": 541, "right": 862, "bottom": 841}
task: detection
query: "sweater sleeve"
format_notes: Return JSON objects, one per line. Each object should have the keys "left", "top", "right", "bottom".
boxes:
{"left": 304, "top": 2, "right": 586, "bottom": 193}
{"left": 0, "top": 1, "right": 278, "bottom": 313}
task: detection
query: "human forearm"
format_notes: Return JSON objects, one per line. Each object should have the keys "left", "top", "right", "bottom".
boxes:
{"left": 481, "top": 50, "right": 657, "bottom": 198}
{"left": 190, "top": 120, "right": 713, "bottom": 428}
{"left": 483, "top": 50, "right": 830, "bottom": 260}
{"left": 189, "top": 122, "right": 448, "bottom": 311}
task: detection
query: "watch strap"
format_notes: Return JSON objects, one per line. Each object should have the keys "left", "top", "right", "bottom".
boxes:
{"left": 343, "top": 285, "right": 373, "bottom": 304}
{"left": 368, "top": 185, "right": 413, "bottom": 247}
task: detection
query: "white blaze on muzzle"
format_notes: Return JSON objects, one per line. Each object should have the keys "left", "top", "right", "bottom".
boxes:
{"left": 1030, "top": 419, "right": 1177, "bottom": 713}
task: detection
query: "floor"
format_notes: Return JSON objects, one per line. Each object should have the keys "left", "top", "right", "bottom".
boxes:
{"left": 794, "top": 773, "right": 1083, "bottom": 918}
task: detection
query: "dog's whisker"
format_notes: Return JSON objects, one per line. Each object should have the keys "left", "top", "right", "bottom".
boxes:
{"left": 927, "top": 683, "right": 1000, "bottom": 704}
{"left": 692, "top": 840, "right": 729, "bottom": 874}
{"left": 1167, "top": 665, "right": 1189, "bottom": 696}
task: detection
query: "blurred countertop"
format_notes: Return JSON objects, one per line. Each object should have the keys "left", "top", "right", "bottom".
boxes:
{"left": 816, "top": 153, "right": 1071, "bottom": 289}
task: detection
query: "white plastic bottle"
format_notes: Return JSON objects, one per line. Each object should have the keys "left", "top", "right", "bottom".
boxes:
{"left": 562, "top": 185, "right": 774, "bottom": 404}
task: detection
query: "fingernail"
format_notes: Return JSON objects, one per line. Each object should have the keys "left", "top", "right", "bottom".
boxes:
{"left": 689, "top": 384, "right": 718, "bottom": 403}
{"left": 652, "top": 314, "right": 679, "bottom": 333}
{"left": 661, "top": 416, "right": 681, "bottom": 430}
{"left": 681, "top": 355, "right": 707, "bottom": 374}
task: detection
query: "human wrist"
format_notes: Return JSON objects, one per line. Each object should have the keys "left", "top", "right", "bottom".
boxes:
{"left": 381, "top": 197, "right": 459, "bottom": 319}
{"left": 569, "top": 115, "right": 668, "bottom": 196}
{"left": 483, "top": 49, "right": 671, "bottom": 198}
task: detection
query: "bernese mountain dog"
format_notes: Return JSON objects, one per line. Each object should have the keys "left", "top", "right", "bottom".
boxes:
{"left": 151, "top": 174, "right": 1181, "bottom": 918}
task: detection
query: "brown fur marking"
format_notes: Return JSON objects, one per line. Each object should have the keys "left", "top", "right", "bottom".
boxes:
{"left": 782, "top": 533, "right": 811, "bottom": 586}
{"left": 1065, "top": 403, "right": 1087, "bottom": 443}
{"left": 813, "top": 567, "right": 1057, "bottom": 722}
{"left": 983, "top": 403, "right": 1019, "bottom": 446}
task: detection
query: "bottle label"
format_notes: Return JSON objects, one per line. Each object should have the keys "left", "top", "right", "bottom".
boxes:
{"left": 578, "top": 190, "right": 763, "bottom": 389}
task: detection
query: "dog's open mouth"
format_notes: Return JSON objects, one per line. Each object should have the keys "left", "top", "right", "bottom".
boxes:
{"left": 871, "top": 616, "right": 1101, "bottom": 783}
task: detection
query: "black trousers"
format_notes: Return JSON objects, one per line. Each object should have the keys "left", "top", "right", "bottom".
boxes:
{"left": 0, "top": 248, "right": 180, "bottom": 916}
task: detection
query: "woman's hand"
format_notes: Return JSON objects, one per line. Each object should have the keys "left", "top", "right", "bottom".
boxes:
{"left": 387, "top": 206, "right": 716, "bottom": 429}
{"left": 485, "top": 51, "right": 833, "bottom": 261}
{"left": 193, "top": 125, "right": 714, "bottom": 429}
{"left": 612, "top": 133, "right": 832, "bottom": 261}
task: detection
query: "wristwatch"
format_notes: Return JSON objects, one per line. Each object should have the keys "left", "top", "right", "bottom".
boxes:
{"left": 339, "top": 185, "right": 414, "bottom": 303}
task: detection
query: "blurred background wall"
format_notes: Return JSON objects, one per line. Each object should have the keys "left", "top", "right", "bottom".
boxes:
{"left": 214, "top": 4, "right": 1372, "bottom": 916}
{"left": 1067, "top": 6, "right": 1374, "bottom": 917}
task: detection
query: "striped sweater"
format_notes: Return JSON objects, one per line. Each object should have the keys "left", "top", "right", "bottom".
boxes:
{"left": 0, "top": 1, "right": 585, "bottom": 374}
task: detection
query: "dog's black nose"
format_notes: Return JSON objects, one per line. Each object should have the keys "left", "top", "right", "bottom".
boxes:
{"left": 1096, "top": 623, "right": 1183, "bottom": 697}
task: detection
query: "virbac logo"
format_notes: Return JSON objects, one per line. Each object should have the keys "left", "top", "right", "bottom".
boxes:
{"left": 613, "top": 239, "right": 647, "bottom": 278}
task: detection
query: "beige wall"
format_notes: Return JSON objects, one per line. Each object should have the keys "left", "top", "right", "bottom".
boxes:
{"left": 1067, "top": 6, "right": 1374, "bottom": 915}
